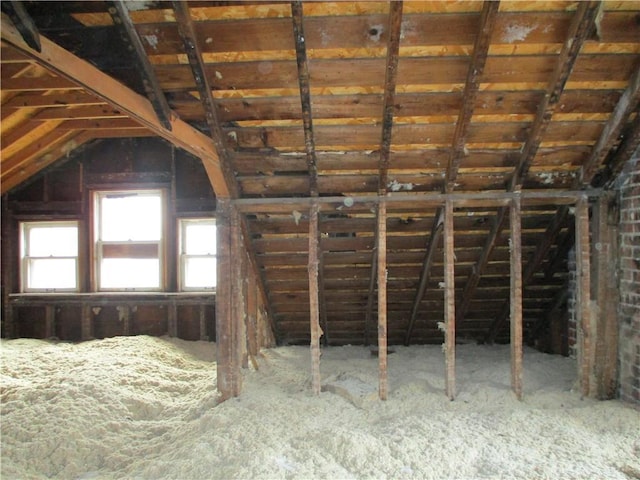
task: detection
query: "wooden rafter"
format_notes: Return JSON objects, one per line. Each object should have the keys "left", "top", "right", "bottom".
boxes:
{"left": 404, "top": 207, "right": 443, "bottom": 345}
{"left": 291, "top": 0, "right": 318, "bottom": 197}
{"left": 377, "top": 1, "right": 403, "bottom": 195}
{"left": 601, "top": 112, "right": 640, "bottom": 188}
{"left": 510, "top": 1, "right": 599, "bottom": 191}
{"left": 1, "top": 1, "right": 41, "bottom": 52}
{"left": 170, "top": 2, "right": 237, "bottom": 199}
{"left": 108, "top": 0, "right": 174, "bottom": 130}
{"left": 364, "top": 1, "right": 403, "bottom": 346}
{"left": 445, "top": 0, "right": 500, "bottom": 192}
{"left": 579, "top": 65, "right": 640, "bottom": 186}
{"left": 0, "top": 13, "right": 232, "bottom": 197}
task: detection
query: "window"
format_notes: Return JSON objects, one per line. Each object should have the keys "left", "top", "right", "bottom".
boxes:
{"left": 94, "top": 190, "right": 163, "bottom": 290}
{"left": 179, "top": 218, "right": 216, "bottom": 291}
{"left": 21, "top": 221, "right": 79, "bottom": 292}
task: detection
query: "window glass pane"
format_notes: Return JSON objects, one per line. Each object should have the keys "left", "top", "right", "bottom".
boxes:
{"left": 185, "top": 223, "right": 216, "bottom": 255}
{"left": 184, "top": 257, "right": 217, "bottom": 288}
{"left": 28, "top": 259, "right": 77, "bottom": 289}
{"left": 100, "top": 258, "right": 160, "bottom": 289}
{"left": 28, "top": 226, "right": 77, "bottom": 257}
{"left": 100, "top": 194, "right": 161, "bottom": 241}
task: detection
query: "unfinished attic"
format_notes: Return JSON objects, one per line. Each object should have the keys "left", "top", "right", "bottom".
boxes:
{"left": 1, "top": 3, "right": 640, "bottom": 475}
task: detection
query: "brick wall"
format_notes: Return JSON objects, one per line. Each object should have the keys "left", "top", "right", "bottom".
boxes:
{"left": 618, "top": 152, "right": 640, "bottom": 404}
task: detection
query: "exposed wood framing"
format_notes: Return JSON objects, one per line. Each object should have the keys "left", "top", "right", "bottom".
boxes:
{"left": 580, "top": 65, "right": 640, "bottom": 186}
{"left": 377, "top": 199, "right": 388, "bottom": 401}
{"left": 575, "top": 196, "right": 592, "bottom": 398}
{"left": 510, "top": 197, "right": 523, "bottom": 400}
{"left": 0, "top": 13, "right": 232, "bottom": 197}
{"left": 1, "top": 1, "right": 41, "bottom": 52}
{"left": 510, "top": 1, "right": 599, "bottom": 191}
{"left": 81, "top": 304, "right": 92, "bottom": 340}
{"left": 170, "top": 2, "right": 237, "bottom": 199}
{"left": 308, "top": 201, "right": 322, "bottom": 395}
{"left": 405, "top": 207, "right": 443, "bottom": 345}
{"left": 1, "top": 196, "right": 15, "bottom": 338}
{"left": 602, "top": 112, "right": 640, "bottom": 188}
{"left": 445, "top": 0, "right": 500, "bottom": 192}
{"left": 216, "top": 199, "right": 241, "bottom": 399}
{"left": 45, "top": 305, "right": 55, "bottom": 338}
{"left": 377, "top": 1, "right": 403, "bottom": 194}
{"left": 168, "top": 304, "right": 177, "bottom": 337}
{"left": 291, "top": 0, "right": 318, "bottom": 197}
{"left": 444, "top": 199, "right": 456, "bottom": 401}
{"left": 455, "top": 205, "right": 507, "bottom": 327}
{"left": 108, "top": 0, "right": 173, "bottom": 130}
{"left": 592, "top": 194, "right": 618, "bottom": 399}
{"left": 363, "top": 251, "right": 378, "bottom": 346}
{"left": 531, "top": 283, "right": 569, "bottom": 344}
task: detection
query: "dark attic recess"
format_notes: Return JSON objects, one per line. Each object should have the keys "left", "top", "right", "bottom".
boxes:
{"left": 1, "top": 1, "right": 638, "bottom": 401}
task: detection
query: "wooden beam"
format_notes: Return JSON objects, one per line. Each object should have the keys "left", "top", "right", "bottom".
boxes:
{"left": 510, "top": 1, "right": 599, "bottom": 191}
{"left": 601, "top": 112, "right": 640, "bottom": 189}
{"left": 377, "top": 1, "right": 403, "bottom": 194}
{"left": 1, "top": 197, "right": 15, "bottom": 338}
{"left": 575, "top": 196, "right": 592, "bottom": 398}
{"left": 444, "top": 199, "right": 456, "bottom": 400}
{"left": 169, "top": 3, "right": 236, "bottom": 199}
{"left": 2, "top": 92, "right": 104, "bottom": 109}
{"left": 580, "top": 66, "right": 640, "bottom": 186}
{"left": 405, "top": 207, "right": 443, "bottom": 345}
{"left": 108, "top": 0, "right": 174, "bottom": 130}
{"left": 363, "top": 245, "right": 378, "bottom": 346}
{"left": 291, "top": 0, "right": 318, "bottom": 197}
{"left": 308, "top": 201, "right": 321, "bottom": 395}
{"left": 445, "top": 0, "right": 500, "bottom": 192}
{"left": 510, "top": 197, "right": 523, "bottom": 400}
{"left": 377, "top": 199, "right": 388, "bottom": 401}
{"left": 1, "top": 1, "right": 41, "bottom": 52}
{"left": 0, "top": 13, "right": 232, "bottom": 198}
{"left": 592, "top": 194, "right": 618, "bottom": 399}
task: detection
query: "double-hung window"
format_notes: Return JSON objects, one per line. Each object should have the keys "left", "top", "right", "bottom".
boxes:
{"left": 94, "top": 190, "right": 163, "bottom": 290}
{"left": 179, "top": 218, "right": 217, "bottom": 291}
{"left": 21, "top": 221, "right": 79, "bottom": 292}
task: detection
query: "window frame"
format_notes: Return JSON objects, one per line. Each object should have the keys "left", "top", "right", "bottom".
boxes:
{"left": 93, "top": 188, "right": 165, "bottom": 292}
{"left": 20, "top": 220, "right": 80, "bottom": 293}
{"left": 178, "top": 217, "right": 217, "bottom": 292}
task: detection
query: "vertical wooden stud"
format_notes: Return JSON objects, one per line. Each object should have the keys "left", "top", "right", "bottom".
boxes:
{"left": 81, "top": 304, "right": 93, "bottom": 340}
{"left": 216, "top": 199, "right": 240, "bottom": 399}
{"left": 592, "top": 194, "right": 618, "bottom": 398}
{"left": 444, "top": 199, "right": 456, "bottom": 400}
{"left": 309, "top": 201, "right": 322, "bottom": 395}
{"left": 168, "top": 303, "right": 177, "bottom": 337}
{"left": 510, "top": 197, "right": 523, "bottom": 400}
{"left": 230, "top": 205, "right": 244, "bottom": 397}
{"left": 1, "top": 196, "right": 15, "bottom": 338}
{"left": 199, "top": 305, "right": 207, "bottom": 342}
{"left": 575, "top": 196, "right": 592, "bottom": 397}
{"left": 45, "top": 305, "right": 55, "bottom": 339}
{"left": 378, "top": 200, "right": 388, "bottom": 400}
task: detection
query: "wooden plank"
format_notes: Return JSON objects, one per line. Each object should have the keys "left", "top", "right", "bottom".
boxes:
{"left": 81, "top": 304, "right": 92, "bottom": 340}
{"left": 510, "top": 1, "right": 600, "bottom": 191}
{"left": 168, "top": 303, "right": 177, "bottom": 337}
{"left": 405, "top": 207, "right": 443, "bottom": 345}
{"left": 444, "top": 199, "right": 456, "bottom": 400}
{"left": 2, "top": 92, "right": 105, "bottom": 109}
{"left": 308, "top": 201, "right": 321, "bottom": 395}
{"left": 446, "top": 0, "right": 500, "bottom": 192}
{"left": 510, "top": 197, "right": 523, "bottom": 400}
{"left": 575, "top": 196, "right": 592, "bottom": 398}
{"left": 0, "top": 13, "right": 232, "bottom": 198}
{"left": 109, "top": 0, "right": 174, "bottom": 130}
{"left": 230, "top": 205, "right": 244, "bottom": 396}
{"left": 199, "top": 305, "right": 207, "bottom": 341}
{"left": 377, "top": 199, "right": 388, "bottom": 401}
{"left": 44, "top": 305, "right": 55, "bottom": 338}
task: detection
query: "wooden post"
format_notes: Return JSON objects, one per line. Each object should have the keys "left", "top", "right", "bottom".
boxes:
{"left": 199, "top": 305, "right": 207, "bottom": 342}
{"left": 1, "top": 196, "right": 15, "bottom": 338}
{"left": 168, "top": 303, "right": 177, "bottom": 337}
{"left": 308, "top": 201, "right": 322, "bottom": 395}
{"left": 118, "top": 306, "right": 131, "bottom": 335}
{"left": 510, "top": 197, "right": 523, "bottom": 399}
{"left": 444, "top": 199, "right": 456, "bottom": 400}
{"left": 45, "top": 306, "right": 55, "bottom": 339}
{"left": 378, "top": 199, "right": 388, "bottom": 400}
{"left": 216, "top": 199, "right": 241, "bottom": 398}
{"left": 592, "top": 194, "right": 618, "bottom": 399}
{"left": 575, "top": 196, "right": 592, "bottom": 397}
{"left": 230, "top": 205, "right": 244, "bottom": 396}
{"left": 81, "top": 304, "right": 92, "bottom": 340}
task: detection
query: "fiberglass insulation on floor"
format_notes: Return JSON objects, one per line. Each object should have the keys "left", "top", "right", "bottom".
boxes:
{"left": 1, "top": 336, "right": 639, "bottom": 479}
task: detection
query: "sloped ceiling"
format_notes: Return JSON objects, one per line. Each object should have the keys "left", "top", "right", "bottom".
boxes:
{"left": 1, "top": 1, "right": 639, "bottom": 345}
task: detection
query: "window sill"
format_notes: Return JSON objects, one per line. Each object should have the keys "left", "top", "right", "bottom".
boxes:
{"left": 9, "top": 292, "right": 216, "bottom": 306}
